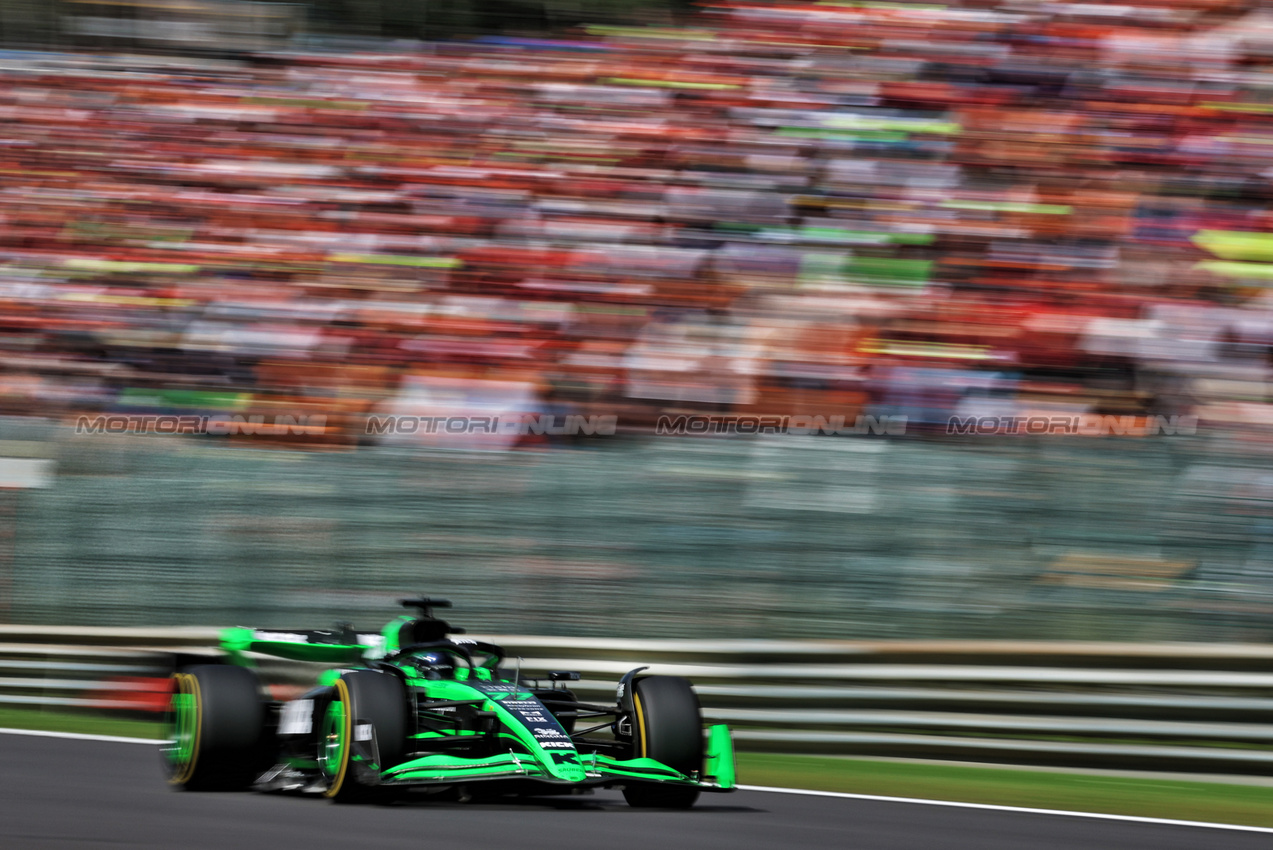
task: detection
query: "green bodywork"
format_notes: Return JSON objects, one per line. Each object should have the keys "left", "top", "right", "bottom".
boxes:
{"left": 221, "top": 626, "right": 367, "bottom": 666}
{"left": 217, "top": 625, "right": 736, "bottom": 793}
{"left": 383, "top": 752, "right": 698, "bottom": 785}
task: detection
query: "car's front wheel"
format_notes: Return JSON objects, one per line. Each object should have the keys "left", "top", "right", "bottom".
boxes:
{"left": 321, "top": 670, "right": 408, "bottom": 803}
{"left": 622, "top": 676, "right": 703, "bottom": 809}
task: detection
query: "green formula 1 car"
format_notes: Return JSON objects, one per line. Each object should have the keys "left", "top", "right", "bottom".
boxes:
{"left": 163, "top": 598, "right": 735, "bottom": 807}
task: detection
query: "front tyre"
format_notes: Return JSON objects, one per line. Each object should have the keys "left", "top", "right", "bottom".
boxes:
{"left": 622, "top": 676, "right": 703, "bottom": 809}
{"left": 321, "top": 670, "right": 407, "bottom": 803}
{"left": 164, "top": 665, "right": 271, "bottom": 791}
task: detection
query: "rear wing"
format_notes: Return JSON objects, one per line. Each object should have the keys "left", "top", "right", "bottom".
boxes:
{"left": 220, "top": 626, "right": 384, "bottom": 665}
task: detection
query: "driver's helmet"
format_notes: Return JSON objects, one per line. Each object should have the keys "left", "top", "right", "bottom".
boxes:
{"left": 408, "top": 649, "right": 456, "bottom": 680}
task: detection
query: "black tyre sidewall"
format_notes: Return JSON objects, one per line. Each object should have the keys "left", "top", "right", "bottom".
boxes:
{"left": 325, "top": 670, "right": 408, "bottom": 802}
{"left": 631, "top": 676, "right": 703, "bottom": 775}
{"left": 624, "top": 676, "right": 703, "bottom": 808}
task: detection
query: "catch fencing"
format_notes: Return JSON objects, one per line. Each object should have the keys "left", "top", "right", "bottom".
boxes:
{"left": 4, "top": 627, "right": 1273, "bottom": 774}
{"left": 3, "top": 418, "right": 1272, "bottom": 643}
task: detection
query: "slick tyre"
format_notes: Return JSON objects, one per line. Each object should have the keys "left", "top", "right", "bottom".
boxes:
{"left": 165, "top": 665, "right": 271, "bottom": 791}
{"left": 321, "top": 670, "right": 408, "bottom": 803}
{"left": 622, "top": 676, "right": 703, "bottom": 809}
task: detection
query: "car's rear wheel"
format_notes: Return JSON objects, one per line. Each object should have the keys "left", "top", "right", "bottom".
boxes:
{"left": 321, "top": 670, "right": 408, "bottom": 803}
{"left": 622, "top": 676, "right": 702, "bottom": 809}
{"left": 164, "top": 664, "right": 271, "bottom": 791}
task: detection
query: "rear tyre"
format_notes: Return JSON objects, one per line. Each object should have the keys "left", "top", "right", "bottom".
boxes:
{"left": 164, "top": 665, "right": 271, "bottom": 791}
{"left": 321, "top": 670, "right": 407, "bottom": 803}
{"left": 622, "top": 676, "right": 702, "bottom": 809}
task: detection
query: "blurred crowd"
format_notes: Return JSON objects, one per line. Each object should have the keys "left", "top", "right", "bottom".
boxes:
{"left": 5, "top": 0, "right": 1273, "bottom": 445}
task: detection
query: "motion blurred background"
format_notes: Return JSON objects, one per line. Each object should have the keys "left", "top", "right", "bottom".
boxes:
{"left": 1, "top": 0, "right": 1273, "bottom": 641}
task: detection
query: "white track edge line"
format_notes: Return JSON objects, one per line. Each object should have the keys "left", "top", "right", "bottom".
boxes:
{"left": 0, "top": 727, "right": 159, "bottom": 745}
{"left": 737, "top": 784, "right": 1273, "bottom": 834}
{"left": 0, "top": 729, "right": 1266, "bottom": 834}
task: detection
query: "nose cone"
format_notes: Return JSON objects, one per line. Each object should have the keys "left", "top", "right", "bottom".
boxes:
{"left": 544, "top": 750, "right": 588, "bottom": 782}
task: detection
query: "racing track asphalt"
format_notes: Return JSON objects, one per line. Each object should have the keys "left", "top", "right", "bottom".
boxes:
{"left": 2, "top": 734, "right": 1271, "bottom": 850}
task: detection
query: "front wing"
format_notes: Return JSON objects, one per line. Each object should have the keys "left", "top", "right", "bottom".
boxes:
{"left": 360, "top": 724, "right": 737, "bottom": 792}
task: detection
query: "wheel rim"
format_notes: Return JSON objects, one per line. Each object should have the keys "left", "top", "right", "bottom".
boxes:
{"left": 320, "top": 699, "right": 345, "bottom": 778}
{"left": 163, "top": 673, "right": 199, "bottom": 783}
{"left": 320, "top": 682, "right": 352, "bottom": 797}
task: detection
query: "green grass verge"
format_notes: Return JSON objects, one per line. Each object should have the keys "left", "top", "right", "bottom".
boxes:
{"left": 0, "top": 706, "right": 163, "bottom": 740}
{"left": 2, "top": 711, "right": 1270, "bottom": 828}
{"left": 738, "top": 753, "right": 1273, "bottom": 828}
